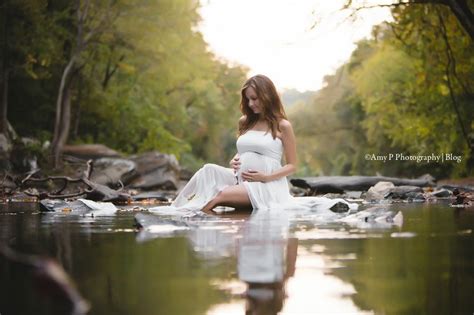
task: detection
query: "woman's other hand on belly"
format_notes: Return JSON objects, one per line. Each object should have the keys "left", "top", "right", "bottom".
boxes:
{"left": 241, "top": 169, "right": 268, "bottom": 183}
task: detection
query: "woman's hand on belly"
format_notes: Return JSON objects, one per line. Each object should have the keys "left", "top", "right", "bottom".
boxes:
{"left": 241, "top": 169, "right": 268, "bottom": 183}
{"left": 229, "top": 154, "right": 241, "bottom": 174}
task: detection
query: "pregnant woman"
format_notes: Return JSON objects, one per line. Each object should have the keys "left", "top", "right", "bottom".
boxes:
{"left": 151, "top": 74, "right": 356, "bottom": 215}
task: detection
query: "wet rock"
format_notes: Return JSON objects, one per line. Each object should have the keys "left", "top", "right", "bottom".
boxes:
{"left": 440, "top": 184, "right": 474, "bottom": 192}
{"left": 384, "top": 186, "right": 423, "bottom": 200}
{"left": 90, "top": 158, "right": 137, "bottom": 187}
{"left": 85, "top": 182, "right": 130, "bottom": 202}
{"left": 323, "top": 193, "right": 346, "bottom": 199}
{"left": 451, "top": 191, "right": 474, "bottom": 206}
{"left": 430, "top": 189, "right": 452, "bottom": 198}
{"left": 405, "top": 192, "right": 426, "bottom": 202}
{"left": 129, "top": 152, "right": 180, "bottom": 190}
{"left": 322, "top": 191, "right": 364, "bottom": 204}
{"left": 62, "top": 144, "right": 121, "bottom": 160}
{"left": 39, "top": 199, "right": 89, "bottom": 212}
{"left": 290, "top": 186, "right": 307, "bottom": 197}
{"left": 366, "top": 182, "right": 425, "bottom": 201}
{"left": 131, "top": 191, "right": 170, "bottom": 202}
{"left": 329, "top": 201, "right": 350, "bottom": 213}
{"left": 39, "top": 198, "right": 117, "bottom": 216}
{"left": 366, "top": 182, "right": 395, "bottom": 201}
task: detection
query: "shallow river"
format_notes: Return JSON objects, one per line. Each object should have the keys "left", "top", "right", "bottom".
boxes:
{"left": 0, "top": 201, "right": 473, "bottom": 315}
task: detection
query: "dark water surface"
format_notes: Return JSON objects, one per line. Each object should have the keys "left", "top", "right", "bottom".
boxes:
{"left": 0, "top": 202, "right": 473, "bottom": 315}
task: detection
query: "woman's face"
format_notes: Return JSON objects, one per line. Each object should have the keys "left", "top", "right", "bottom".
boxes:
{"left": 245, "top": 87, "right": 262, "bottom": 114}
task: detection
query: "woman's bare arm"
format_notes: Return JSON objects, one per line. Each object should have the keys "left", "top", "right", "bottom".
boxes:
{"left": 241, "top": 119, "right": 297, "bottom": 182}
{"left": 264, "top": 119, "right": 296, "bottom": 181}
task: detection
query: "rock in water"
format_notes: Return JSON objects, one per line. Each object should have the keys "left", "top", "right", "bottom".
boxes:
{"left": 90, "top": 158, "right": 137, "bottom": 187}
{"left": 330, "top": 201, "right": 350, "bottom": 213}
{"left": 430, "top": 189, "right": 452, "bottom": 198}
{"left": 129, "top": 151, "right": 180, "bottom": 190}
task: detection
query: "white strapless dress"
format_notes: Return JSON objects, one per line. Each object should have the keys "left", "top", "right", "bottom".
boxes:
{"left": 149, "top": 130, "right": 357, "bottom": 215}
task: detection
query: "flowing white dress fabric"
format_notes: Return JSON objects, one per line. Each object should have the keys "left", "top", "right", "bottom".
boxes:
{"left": 149, "top": 130, "right": 357, "bottom": 215}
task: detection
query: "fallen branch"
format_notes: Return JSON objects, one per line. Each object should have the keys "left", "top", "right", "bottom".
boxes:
{"left": 20, "top": 162, "right": 95, "bottom": 199}
{"left": 18, "top": 159, "right": 129, "bottom": 202}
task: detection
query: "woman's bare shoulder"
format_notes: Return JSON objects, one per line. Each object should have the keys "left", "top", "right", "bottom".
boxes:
{"left": 279, "top": 119, "right": 293, "bottom": 132}
{"left": 238, "top": 115, "right": 246, "bottom": 127}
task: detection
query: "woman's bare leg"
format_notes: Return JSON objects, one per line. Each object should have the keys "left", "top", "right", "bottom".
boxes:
{"left": 202, "top": 185, "right": 251, "bottom": 213}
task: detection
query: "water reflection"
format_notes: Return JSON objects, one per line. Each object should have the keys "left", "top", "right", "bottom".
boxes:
{"left": 237, "top": 210, "right": 294, "bottom": 315}
{"left": 1, "top": 202, "right": 474, "bottom": 314}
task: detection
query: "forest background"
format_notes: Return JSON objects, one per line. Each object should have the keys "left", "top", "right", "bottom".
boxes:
{"left": 1, "top": 0, "right": 472, "bottom": 179}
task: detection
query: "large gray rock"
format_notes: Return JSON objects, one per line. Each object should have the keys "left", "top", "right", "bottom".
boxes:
{"left": 366, "top": 182, "right": 395, "bottom": 201}
{"left": 128, "top": 152, "right": 180, "bottom": 190}
{"left": 85, "top": 182, "right": 130, "bottom": 202}
{"left": 90, "top": 158, "right": 137, "bottom": 187}
{"left": 62, "top": 144, "right": 121, "bottom": 160}
{"left": 366, "top": 181, "right": 425, "bottom": 202}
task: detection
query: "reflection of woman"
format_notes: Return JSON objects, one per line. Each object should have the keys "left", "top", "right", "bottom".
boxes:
{"left": 242, "top": 239, "right": 298, "bottom": 315}
{"left": 150, "top": 74, "right": 356, "bottom": 215}
{"left": 238, "top": 210, "right": 297, "bottom": 315}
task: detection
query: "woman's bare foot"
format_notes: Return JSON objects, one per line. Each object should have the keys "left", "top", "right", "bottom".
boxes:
{"left": 201, "top": 208, "right": 216, "bottom": 215}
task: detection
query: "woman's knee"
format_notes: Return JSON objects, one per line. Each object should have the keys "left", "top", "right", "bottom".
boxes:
{"left": 213, "top": 188, "right": 237, "bottom": 207}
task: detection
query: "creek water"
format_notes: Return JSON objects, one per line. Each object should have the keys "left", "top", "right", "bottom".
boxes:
{"left": 0, "top": 201, "right": 473, "bottom": 315}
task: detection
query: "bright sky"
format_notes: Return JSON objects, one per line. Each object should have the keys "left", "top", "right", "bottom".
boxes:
{"left": 198, "top": 0, "right": 393, "bottom": 92}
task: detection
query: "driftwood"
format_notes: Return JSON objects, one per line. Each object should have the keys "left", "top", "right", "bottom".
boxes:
{"left": 290, "top": 175, "right": 436, "bottom": 194}
{"left": 20, "top": 160, "right": 95, "bottom": 199}
{"left": 0, "top": 246, "right": 90, "bottom": 314}
{"left": 19, "top": 160, "right": 129, "bottom": 202}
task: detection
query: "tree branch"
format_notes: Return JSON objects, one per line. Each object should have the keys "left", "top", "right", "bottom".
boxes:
{"left": 437, "top": 8, "right": 473, "bottom": 152}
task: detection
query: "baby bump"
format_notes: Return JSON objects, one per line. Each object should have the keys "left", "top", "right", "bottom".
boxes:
{"left": 237, "top": 152, "right": 267, "bottom": 178}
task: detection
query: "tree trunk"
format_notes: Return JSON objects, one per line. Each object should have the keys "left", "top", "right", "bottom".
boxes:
{"left": 444, "top": 0, "right": 474, "bottom": 40}
{"left": 72, "top": 75, "right": 82, "bottom": 139}
{"left": 53, "top": 80, "right": 74, "bottom": 168}
{"left": 0, "top": 69, "right": 9, "bottom": 137}
{"left": 0, "top": 0, "right": 9, "bottom": 137}
{"left": 52, "top": 57, "right": 77, "bottom": 168}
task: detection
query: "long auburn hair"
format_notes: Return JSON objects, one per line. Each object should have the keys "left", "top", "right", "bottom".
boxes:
{"left": 239, "top": 74, "right": 287, "bottom": 139}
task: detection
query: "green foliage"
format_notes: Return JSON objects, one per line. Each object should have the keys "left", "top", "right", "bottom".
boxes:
{"left": 6, "top": 0, "right": 247, "bottom": 168}
{"left": 290, "top": 4, "right": 473, "bottom": 178}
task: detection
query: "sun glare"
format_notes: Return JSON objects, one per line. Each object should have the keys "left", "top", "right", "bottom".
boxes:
{"left": 198, "top": 0, "right": 392, "bottom": 92}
